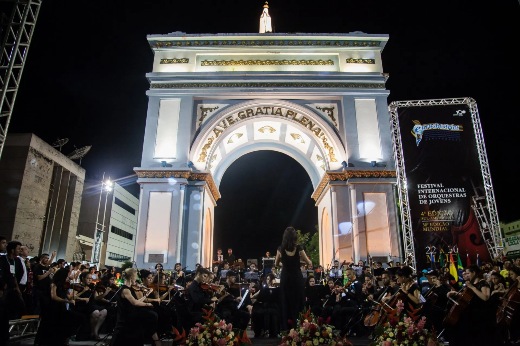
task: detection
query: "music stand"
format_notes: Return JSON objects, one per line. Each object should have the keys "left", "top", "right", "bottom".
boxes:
{"left": 245, "top": 271, "right": 260, "bottom": 282}
{"left": 262, "top": 257, "right": 275, "bottom": 274}
{"left": 220, "top": 269, "right": 229, "bottom": 279}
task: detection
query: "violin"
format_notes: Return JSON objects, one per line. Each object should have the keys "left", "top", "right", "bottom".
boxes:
{"left": 94, "top": 283, "right": 119, "bottom": 293}
{"left": 64, "top": 281, "right": 85, "bottom": 292}
{"left": 201, "top": 283, "right": 220, "bottom": 292}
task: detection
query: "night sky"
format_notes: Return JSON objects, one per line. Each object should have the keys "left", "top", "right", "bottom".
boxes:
{"left": 6, "top": 0, "right": 520, "bottom": 259}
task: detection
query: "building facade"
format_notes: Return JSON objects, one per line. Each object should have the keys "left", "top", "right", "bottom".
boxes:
{"left": 77, "top": 181, "right": 138, "bottom": 267}
{"left": 133, "top": 31, "right": 402, "bottom": 270}
{"left": 0, "top": 133, "right": 85, "bottom": 259}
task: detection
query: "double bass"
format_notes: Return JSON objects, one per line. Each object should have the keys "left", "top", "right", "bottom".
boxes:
{"left": 496, "top": 280, "right": 520, "bottom": 326}
{"left": 443, "top": 285, "right": 474, "bottom": 327}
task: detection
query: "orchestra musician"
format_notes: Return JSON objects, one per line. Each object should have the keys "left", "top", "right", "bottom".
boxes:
{"left": 153, "top": 263, "right": 168, "bottom": 285}
{"left": 367, "top": 271, "right": 398, "bottom": 302}
{"left": 499, "top": 266, "right": 520, "bottom": 344}
{"left": 330, "top": 260, "right": 342, "bottom": 280}
{"left": 110, "top": 268, "right": 161, "bottom": 346}
{"left": 421, "top": 270, "right": 451, "bottom": 332}
{"left": 186, "top": 267, "right": 218, "bottom": 325}
{"left": 172, "top": 263, "right": 185, "bottom": 286}
{"left": 140, "top": 269, "right": 175, "bottom": 337}
{"left": 446, "top": 264, "right": 497, "bottom": 346}
{"left": 304, "top": 276, "right": 323, "bottom": 317}
{"left": 332, "top": 268, "right": 365, "bottom": 335}
{"left": 217, "top": 270, "right": 251, "bottom": 330}
{"left": 34, "top": 268, "right": 85, "bottom": 345}
{"left": 227, "top": 248, "right": 236, "bottom": 265}
{"left": 383, "top": 266, "right": 421, "bottom": 307}
{"left": 73, "top": 271, "right": 108, "bottom": 341}
{"left": 251, "top": 273, "right": 280, "bottom": 338}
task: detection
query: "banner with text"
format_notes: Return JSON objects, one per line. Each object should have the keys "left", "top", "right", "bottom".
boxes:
{"left": 397, "top": 102, "right": 491, "bottom": 270}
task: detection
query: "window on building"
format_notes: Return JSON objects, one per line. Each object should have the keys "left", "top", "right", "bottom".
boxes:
{"left": 110, "top": 225, "right": 134, "bottom": 240}
{"left": 114, "top": 197, "right": 136, "bottom": 215}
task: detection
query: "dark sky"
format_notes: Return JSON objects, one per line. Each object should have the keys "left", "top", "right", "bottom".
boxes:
{"left": 6, "top": 0, "right": 520, "bottom": 255}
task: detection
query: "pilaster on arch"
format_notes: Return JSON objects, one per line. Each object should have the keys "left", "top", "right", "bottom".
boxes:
{"left": 190, "top": 99, "right": 346, "bottom": 187}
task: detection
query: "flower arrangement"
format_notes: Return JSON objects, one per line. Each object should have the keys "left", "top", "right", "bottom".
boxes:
{"left": 173, "top": 308, "right": 251, "bottom": 346}
{"left": 279, "top": 309, "right": 352, "bottom": 346}
{"left": 371, "top": 300, "right": 438, "bottom": 346}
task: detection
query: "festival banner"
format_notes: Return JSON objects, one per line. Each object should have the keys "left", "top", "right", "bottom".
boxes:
{"left": 394, "top": 100, "right": 494, "bottom": 271}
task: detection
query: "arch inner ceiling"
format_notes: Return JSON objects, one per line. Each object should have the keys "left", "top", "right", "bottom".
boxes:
{"left": 190, "top": 100, "right": 345, "bottom": 189}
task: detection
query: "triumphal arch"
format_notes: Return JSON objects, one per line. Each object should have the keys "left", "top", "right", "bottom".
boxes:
{"left": 134, "top": 31, "right": 402, "bottom": 270}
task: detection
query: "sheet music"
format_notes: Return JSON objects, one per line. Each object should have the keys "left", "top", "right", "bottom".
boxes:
{"left": 238, "top": 289, "right": 249, "bottom": 309}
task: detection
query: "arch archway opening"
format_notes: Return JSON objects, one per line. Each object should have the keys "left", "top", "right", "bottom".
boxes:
{"left": 211, "top": 150, "right": 318, "bottom": 264}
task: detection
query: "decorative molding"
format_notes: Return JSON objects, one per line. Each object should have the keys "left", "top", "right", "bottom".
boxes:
{"left": 135, "top": 170, "right": 221, "bottom": 201}
{"left": 151, "top": 82, "right": 385, "bottom": 89}
{"left": 201, "top": 59, "right": 334, "bottom": 66}
{"left": 346, "top": 58, "right": 375, "bottom": 64}
{"left": 258, "top": 125, "right": 276, "bottom": 134}
{"left": 315, "top": 106, "right": 337, "bottom": 127}
{"left": 150, "top": 40, "right": 381, "bottom": 49}
{"left": 312, "top": 170, "right": 397, "bottom": 201}
{"left": 290, "top": 133, "right": 305, "bottom": 144}
{"left": 198, "top": 106, "right": 219, "bottom": 127}
{"left": 160, "top": 58, "right": 189, "bottom": 64}
{"left": 197, "top": 137, "right": 214, "bottom": 163}
{"left": 227, "top": 133, "right": 243, "bottom": 144}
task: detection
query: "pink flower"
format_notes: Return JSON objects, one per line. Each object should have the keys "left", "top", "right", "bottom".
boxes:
{"left": 383, "top": 341, "right": 392, "bottom": 346}
{"left": 303, "top": 322, "right": 310, "bottom": 330}
{"left": 218, "top": 320, "right": 226, "bottom": 329}
{"left": 217, "top": 338, "right": 227, "bottom": 346}
{"left": 417, "top": 316, "right": 426, "bottom": 332}
{"left": 407, "top": 325, "right": 414, "bottom": 336}
{"left": 404, "top": 317, "right": 412, "bottom": 324}
{"left": 226, "top": 323, "right": 233, "bottom": 331}
{"left": 396, "top": 300, "right": 404, "bottom": 314}
{"left": 289, "top": 330, "right": 299, "bottom": 339}
{"left": 190, "top": 327, "right": 199, "bottom": 337}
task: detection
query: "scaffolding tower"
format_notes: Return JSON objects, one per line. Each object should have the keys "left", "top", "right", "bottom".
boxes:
{"left": 0, "top": 0, "right": 42, "bottom": 159}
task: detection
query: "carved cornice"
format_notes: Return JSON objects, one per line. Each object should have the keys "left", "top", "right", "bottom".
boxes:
{"left": 151, "top": 82, "right": 385, "bottom": 89}
{"left": 160, "top": 58, "right": 189, "bottom": 64}
{"left": 346, "top": 58, "right": 375, "bottom": 64}
{"left": 312, "top": 170, "right": 397, "bottom": 201}
{"left": 135, "top": 170, "right": 221, "bottom": 201}
{"left": 201, "top": 59, "right": 334, "bottom": 66}
{"left": 150, "top": 40, "right": 381, "bottom": 48}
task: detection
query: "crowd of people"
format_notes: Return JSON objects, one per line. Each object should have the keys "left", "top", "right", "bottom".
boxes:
{"left": 2, "top": 231, "right": 520, "bottom": 346}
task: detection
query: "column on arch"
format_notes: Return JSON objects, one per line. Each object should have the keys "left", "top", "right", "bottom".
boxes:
{"left": 134, "top": 177, "right": 186, "bottom": 270}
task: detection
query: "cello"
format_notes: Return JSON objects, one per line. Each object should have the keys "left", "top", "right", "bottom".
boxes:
{"left": 376, "top": 289, "right": 409, "bottom": 326}
{"left": 364, "top": 286, "right": 389, "bottom": 327}
{"left": 496, "top": 280, "right": 520, "bottom": 326}
{"left": 443, "top": 284, "right": 474, "bottom": 327}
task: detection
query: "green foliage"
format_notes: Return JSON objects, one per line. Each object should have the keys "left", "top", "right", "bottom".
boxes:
{"left": 297, "top": 227, "right": 320, "bottom": 266}
{"left": 120, "top": 261, "right": 133, "bottom": 271}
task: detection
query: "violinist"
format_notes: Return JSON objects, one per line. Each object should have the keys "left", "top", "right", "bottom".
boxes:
{"left": 153, "top": 263, "right": 168, "bottom": 285}
{"left": 446, "top": 264, "right": 497, "bottom": 346}
{"left": 187, "top": 267, "right": 218, "bottom": 324}
{"left": 502, "top": 266, "right": 520, "bottom": 344}
{"left": 489, "top": 271, "right": 506, "bottom": 310}
{"left": 251, "top": 273, "right": 280, "bottom": 338}
{"left": 383, "top": 266, "right": 420, "bottom": 307}
{"left": 110, "top": 268, "right": 161, "bottom": 346}
{"left": 172, "top": 262, "right": 185, "bottom": 286}
{"left": 73, "top": 271, "right": 108, "bottom": 341}
{"left": 34, "top": 268, "right": 85, "bottom": 345}
{"left": 322, "top": 278, "right": 342, "bottom": 321}
{"left": 218, "top": 270, "right": 251, "bottom": 330}
{"left": 333, "top": 268, "right": 364, "bottom": 335}
{"left": 140, "top": 269, "right": 174, "bottom": 338}
{"left": 305, "top": 276, "right": 325, "bottom": 318}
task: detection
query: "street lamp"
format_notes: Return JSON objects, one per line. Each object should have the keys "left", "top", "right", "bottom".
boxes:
{"left": 91, "top": 173, "right": 114, "bottom": 265}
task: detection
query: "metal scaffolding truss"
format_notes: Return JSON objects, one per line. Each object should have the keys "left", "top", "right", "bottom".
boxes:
{"left": 0, "top": 0, "right": 42, "bottom": 159}
{"left": 389, "top": 98, "right": 503, "bottom": 272}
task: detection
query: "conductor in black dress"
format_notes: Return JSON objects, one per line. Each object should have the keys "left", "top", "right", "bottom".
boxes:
{"left": 275, "top": 227, "right": 312, "bottom": 331}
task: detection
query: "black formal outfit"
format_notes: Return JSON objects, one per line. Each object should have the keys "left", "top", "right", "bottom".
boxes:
{"left": 447, "top": 280, "right": 498, "bottom": 346}
{"left": 372, "top": 284, "right": 399, "bottom": 302}
{"left": 0, "top": 255, "right": 25, "bottom": 346}
{"left": 278, "top": 245, "right": 305, "bottom": 331}
{"left": 110, "top": 285, "right": 159, "bottom": 346}
{"left": 187, "top": 280, "right": 213, "bottom": 325}
{"left": 34, "top": 284, "right": 85, "bottom": 345}
{"left": 305, "top": 285, "right": 326, "bottom": 318}
{"left": 227, "top": 254, "right": 236, "bottom": 265}
{"left": 422, "top": 283, "right": 451, "bottom": 332}
{"left": 217, "top": 282, "right": 250, "bottom": 330}
{"left": 32, "top": 263, "right": 51, "bottom": 315}
{"left": 251, "top": 285, "right": 280, "bottom": 337}
{"left": 333, "top": 278, "right": 365, "bottom": 334}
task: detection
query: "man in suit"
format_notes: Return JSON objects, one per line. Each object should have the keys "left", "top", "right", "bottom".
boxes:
{"left": 227, "top": 248, "right": 235, "bottom": 266}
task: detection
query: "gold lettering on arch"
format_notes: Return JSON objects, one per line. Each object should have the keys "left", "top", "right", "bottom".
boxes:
{"left": 198, "top": 106, "right": 339, "bottom": 163}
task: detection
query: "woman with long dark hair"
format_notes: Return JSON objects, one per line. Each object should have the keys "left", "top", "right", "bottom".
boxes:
{"left": 275, "top": 227, "right": 312, "bottom": 331}
{"left": 446, "top": 264, "right": 497, "bottom": 346}
{"left": 34, "top": 268, "right": 85, "bottom": 346}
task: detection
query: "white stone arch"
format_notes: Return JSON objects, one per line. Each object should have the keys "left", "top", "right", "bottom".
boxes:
{"left": 190, "top": 100, "right": 346, "bottom": 188}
